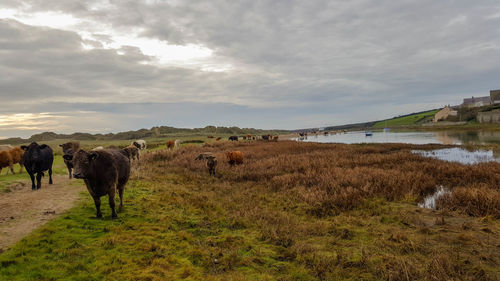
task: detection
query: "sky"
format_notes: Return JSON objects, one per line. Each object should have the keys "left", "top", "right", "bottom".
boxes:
{"left": 0, "top": 0, "right": 499, "bottom": 138}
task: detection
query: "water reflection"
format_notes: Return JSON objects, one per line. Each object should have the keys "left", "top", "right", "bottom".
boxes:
{"left": 294, "top": 130, "right": 500, "bottom": 145}
{"left": 412, "top": 148, "right": 500, "bottom": 165}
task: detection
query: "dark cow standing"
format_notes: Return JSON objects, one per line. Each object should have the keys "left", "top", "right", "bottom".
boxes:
{"left": 65, "top": 149, "right": 130, "bottom": 218}
{"left": 228, "top": 136, "right": 238, "bottom": 141}
{"left": 21, "top": 142, "right": 54, "bottom": 190}
{"left": 60, "top": 141, "right": 80, "bottom": 179}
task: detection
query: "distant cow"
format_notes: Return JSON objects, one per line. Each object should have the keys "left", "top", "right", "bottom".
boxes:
{"left": 0, "top": 150, "right": 15, "bottom": 175}
{"left": 0, "top": 144, "right": 13, "bottom": 152}
{"left": 92, "top": 146, "right": 104, "bottom": 151}
{"left": 123, "top": 145, "right": 140, "bottom": 161}
{"left": 226, "top": 151, "right": 244, "bottom": 165}
{"left": 207, "top": 136, "right": 214, "bottom": 139}
{"left": 229, "top": 136, "right": 238, "bottom": 141}
{"left": 166, "top": 140, "right": 175, "bottom": 150}
{"left": 66, "top": 149, "right": 130, "bottom": 218}
{"left": 60, "top": 142, "right": 80, "bottom": 179}
{"left": 272, "top": 136, "right": 279, "bottom": 142}
{"left": 216, "top": 137, "right": 222, "bottom": 141}
{"left": 261, "top": 135, "right": 270, "bottom": 140}
{"left": 132, "top": 140, "right": 146, "bottom": 150}
{"left": 21, "top": 142, "right": 53, "bottom": 190}
{"left": 8, "top": 147, "right": 24, "bottom": 173}
{"left": 174, "top": 139, "right": 182, "bottom": 148}
{"left": 206, "top": 156, "right": 217, "bottom": 176}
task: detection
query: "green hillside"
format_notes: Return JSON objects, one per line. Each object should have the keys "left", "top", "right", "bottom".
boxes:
{"left": 373, "top": 109, "right": 439, "bottom": 128}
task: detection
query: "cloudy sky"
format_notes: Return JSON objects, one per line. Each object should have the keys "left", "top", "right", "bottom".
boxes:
{"left": 1, "top": 0, "right": 499, "bottom": 138}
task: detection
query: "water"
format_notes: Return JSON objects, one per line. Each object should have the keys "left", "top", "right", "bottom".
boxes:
{"left": 295, "top": 130, "right": 500, "bottom": 145}
{"left": 418, "top": 186, "right": 450, "bottom": 209}
{"left": 412, "top": 148, "right": 500, "bottom": 165}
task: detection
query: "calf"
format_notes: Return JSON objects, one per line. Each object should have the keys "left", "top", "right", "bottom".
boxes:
{"left": 60, "top": 142, "right": 80, "bottom": 179}
{"left": 206, "top": 156, "right": 217, "bottom": 176}
{"left": 132, "top": 140, "right": 147, "bottom": 150}
{"left": 123, "top": 145, "right": 140, "bottom": 161}
{"left": 66, "top": 149, "right": 130, "bottom": 218}
{"left": 226, "top": 151, "right": 244, "bottom": 165}
{"left": 21, "top": 142, "right": 53, "bottom": 190}
{"left": 0, "top": 150, "right": 14, "bottom": 175}
{"left": 228, "top": 136, "right": 238, "bottom": 141}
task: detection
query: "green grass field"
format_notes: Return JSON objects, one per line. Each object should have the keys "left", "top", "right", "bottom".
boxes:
{"left": 373, "top": 110, "right": 440, "bottom": 128}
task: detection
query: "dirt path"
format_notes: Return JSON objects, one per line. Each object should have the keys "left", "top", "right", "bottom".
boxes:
{"left": 0, "top": 175, "right": 85, "bottom": 251}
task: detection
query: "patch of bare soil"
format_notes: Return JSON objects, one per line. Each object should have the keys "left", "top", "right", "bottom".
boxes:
{"left": 0, "top": 175, "right": 85, "bottom": 251}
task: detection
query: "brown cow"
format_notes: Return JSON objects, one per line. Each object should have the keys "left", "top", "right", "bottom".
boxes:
{"left": 0, "top": 150, "right": 15, "bottom": 175}
{"left": 60, "top": 141, "right": 80, "bottom": 179}
{"left": 216, "top": 137, "right": 222, "bottom": 141}
{"left": 166, "top": 140, "right": 175, "bottom": 150}
{"left": 8, "top": 147, "right": 24, "bottom": 173}
{"left": 123, "top": 145, "right": 140, "bottom": 161}
{"left": 66, "top": 149, "right": 130, "bottom": 218}
{"left": 226, "top": 151, "right": 244, "bottom": 166}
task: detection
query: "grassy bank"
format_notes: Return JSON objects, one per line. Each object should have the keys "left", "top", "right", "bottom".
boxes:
{"left": 373, "top": 110, "right": 439, "bottom": 128}
{"left": 1, "top": 141, "right": 499, "bottom": 280}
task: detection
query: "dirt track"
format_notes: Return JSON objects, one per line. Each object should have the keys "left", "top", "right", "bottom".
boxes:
{"left": 0, "top": 175, "right": 85, "bottom": 251}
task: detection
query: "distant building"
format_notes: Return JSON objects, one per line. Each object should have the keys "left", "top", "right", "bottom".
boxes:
{"left": 462, "top": 96, "right": 492, "bottom": 107}
{"left": 477, "top": 109, "right": 500, "bottom": 123}
{"left": 491, "top": 90, "right": 500, "bottom": 105}
{"left": 433, "top": 106, "right": 458, "bottom": 123}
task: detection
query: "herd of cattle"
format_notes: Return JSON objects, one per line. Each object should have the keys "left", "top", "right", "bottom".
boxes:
{"left": 0, "top": 134, "right": 269, "bottom": 218}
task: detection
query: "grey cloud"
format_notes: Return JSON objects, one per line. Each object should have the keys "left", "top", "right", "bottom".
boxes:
{"left": 1, "top": 1, "right": 500, "bottom": 137}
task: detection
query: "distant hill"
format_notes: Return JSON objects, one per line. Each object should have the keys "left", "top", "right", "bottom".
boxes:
{"left": 0, "top": 126, "right": 289, "bottom": 145}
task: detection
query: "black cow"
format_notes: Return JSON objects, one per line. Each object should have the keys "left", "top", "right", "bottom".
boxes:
{"left": 229, "top": 136, "right": 238, "bottom": 141}
{"left": 261, "top": 135, "right": 270, "bottom": 140}
{"left": 60, "top": 141, "right": 80, "bottom": 179}
{"left": 21, "top": 142, "right": 54, "bottom": 190}
{"left": 65, "top": 149, "right": 130, "bottom": 218}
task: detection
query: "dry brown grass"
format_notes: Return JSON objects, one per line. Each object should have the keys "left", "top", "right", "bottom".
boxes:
{"left": 139, "top": 141, "right": 500, "bottom": 218}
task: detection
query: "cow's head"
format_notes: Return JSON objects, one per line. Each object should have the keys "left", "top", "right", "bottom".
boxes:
{"left": 132, "top": 141, "right": 141, "bottom": 149}
{"left": 71, "top": 150, "right": 98, "bottom": 179}
{"left": 21, "top": 142, "right": 48, "bottom": 170}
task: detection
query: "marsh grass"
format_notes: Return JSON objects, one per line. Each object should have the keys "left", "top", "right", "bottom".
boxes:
{"left": 0, "top": 141, "right": 499, "bottom": 280}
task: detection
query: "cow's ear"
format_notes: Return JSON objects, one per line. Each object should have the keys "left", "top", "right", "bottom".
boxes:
{"left": 63, "top": 154, "right": 73, "bottom": 161}
{"left": 21, "top": 145, "right": 28, "bottom": 151}
{"left": 88, "top": 152, "right": 98, "bottom": 161}
{"left": 39, "top": 144, "right": 48, "bottom": 149}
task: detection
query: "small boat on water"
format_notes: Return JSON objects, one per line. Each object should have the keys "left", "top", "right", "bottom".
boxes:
{"left": 365, "top": 131, "right": 373, "bottom": 137}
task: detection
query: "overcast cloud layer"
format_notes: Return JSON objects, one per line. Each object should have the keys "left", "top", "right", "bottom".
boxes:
{"left": 1, "top": 0, "right": 500, "bottom": 138}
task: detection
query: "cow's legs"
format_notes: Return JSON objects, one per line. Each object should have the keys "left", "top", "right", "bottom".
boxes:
{"left": 48, "top": 168, "right": 53, "bottom": 184}
{"left": 108, "top": 190, "right": 117, "bottom": 218}
{"left": 29, "top": 172, "right": 36, "bottom": 190}
{"left": 9, "top": 164, "right": 15, "bottom": 175}
{"left": 117, "top": 186, "right": 124, "bottom": 207}
{"left": 67, "top": 166, "right": 72, "bottom": 179}
{"left": 36, "top": 172, "right": 42, "bottom": 189}
{"left": 93, "top": 196, "right": 102, "bottom": 218}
